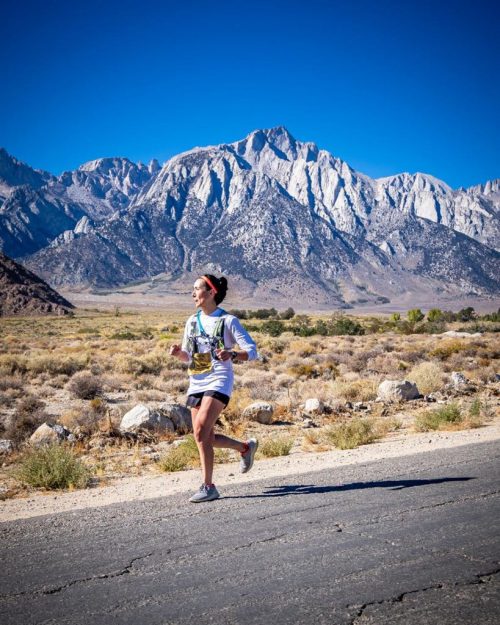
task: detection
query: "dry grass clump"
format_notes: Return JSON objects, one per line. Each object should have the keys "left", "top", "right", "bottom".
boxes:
{"left": 0, "top": 354, "right": 28, "bottom": 375}
{"left": 5, "top": 395, "right": 48, "bottom": 442}
{"left": 331, "top": 377, "right": 378, "bottom": 402}
{"left": 27, "top": 354, "right": 88, "bottom": 375}
{"left": 67, "top": 372, "right": 103, "bottom": 399}
{"left": 220, "top": 388, "right": 253, "bottom": 422}
{"left": 325, "top": 418, "right": 380, "bottom": 449}
{"left": 429, "top": 340, "right": 467, "bottom": 360}
{"left": 407, "top": 361, "right": 446, "bottom": 395}
{"left": 259, "top": 436, "right": 294, "bottom": 457}
{"left": 414, "top": 402, "right": 483, "bottom": 432}
{"left": 157, "top": 435, "right": 230, "bottom": 472}
{"left": 16, "top": 444, "right": 91, "bottom": 489}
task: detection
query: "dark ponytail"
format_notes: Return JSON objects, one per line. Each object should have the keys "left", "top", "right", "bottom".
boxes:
{"left": 203, "top": 274, "right": 228, "bottom": 305}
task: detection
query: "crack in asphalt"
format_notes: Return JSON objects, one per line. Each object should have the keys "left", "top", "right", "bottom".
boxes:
{"left": 348, "top": 568, "right": 500, "bottom": 624}
{"left": 0, "top": 552, "right": 154, "bottom": 600}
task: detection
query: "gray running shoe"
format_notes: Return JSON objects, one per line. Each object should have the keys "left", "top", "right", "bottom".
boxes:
{"left": 240, "top": 438, "right": 258, "bottom": 473}
{"left": 189, "top": 484, "right": 220, "bottom": 503}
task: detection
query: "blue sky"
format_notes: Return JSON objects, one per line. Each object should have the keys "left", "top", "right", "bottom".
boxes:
{"left": 1, "top": 0, "right": 499, "bottom": 188}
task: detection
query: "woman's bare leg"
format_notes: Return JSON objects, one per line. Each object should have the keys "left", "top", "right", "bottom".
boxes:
{"left": 191, "top": 397, "right": 246, "bottom": 485}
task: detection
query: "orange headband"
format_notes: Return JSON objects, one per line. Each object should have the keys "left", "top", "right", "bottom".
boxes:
{"left": 201, "top": 275, "right": 218, "bottom": 293}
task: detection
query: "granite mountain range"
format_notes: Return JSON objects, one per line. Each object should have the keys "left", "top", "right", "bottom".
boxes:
{"left": 0, "top": 128, "right": 498, "bottom": 307}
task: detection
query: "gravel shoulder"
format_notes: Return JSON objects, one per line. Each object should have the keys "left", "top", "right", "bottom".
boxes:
{"left": 2, "top": 420, "right": 499, "bottom": 523}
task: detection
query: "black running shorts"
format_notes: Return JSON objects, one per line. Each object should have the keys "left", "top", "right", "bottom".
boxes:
{"left": 186, "top": 390, "right": 230, "bottom": 408}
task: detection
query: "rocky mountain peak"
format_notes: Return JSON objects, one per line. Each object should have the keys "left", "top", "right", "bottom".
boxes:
{"left": 0, "top": 251, "right": 74, "bottom": 316}
{"left": 0, "top": 148, "right": 53, "bottom": 203}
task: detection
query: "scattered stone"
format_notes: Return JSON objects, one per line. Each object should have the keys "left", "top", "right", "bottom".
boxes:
{"left": 353, "top": 402, "right": 369, "bottom": 411}
{"left": 441, "top": 331, "right": 482, "bottom": 338}
{"left": 30, "top": 423, "right": 74, "bottom": 447}
{"left": 158, "top": 402, "right": 192, "bottom": 433}
{"left": 425, "top": 394, "right": 437, "bottom": 402}
{"left": 0, "top": 439, "right": 14, "bottom": 455}
{"left": 376, "top": 380, "right": 420, "bottom": 402}
{"left": 301, "top": 418, "right": 316, "bottom": 429}
{"left": 303, "top": 398, "right": 325, "bottom": 415}
{"left": 450, "top": 371, "right": 468, "bottom": 388}
{"left": 119, "top": 404, "right": 175, "bottom": 434}
{"left": 242, "top": 401, "right": 274, "bottom": 425}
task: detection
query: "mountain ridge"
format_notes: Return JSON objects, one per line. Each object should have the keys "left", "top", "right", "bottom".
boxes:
{"left": 0, "top": 128, "right": 498, "bottom": 307}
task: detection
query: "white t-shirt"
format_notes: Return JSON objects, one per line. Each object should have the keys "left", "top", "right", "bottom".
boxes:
{"left": 181, "top": 309, "right": 258, "bottom": 397}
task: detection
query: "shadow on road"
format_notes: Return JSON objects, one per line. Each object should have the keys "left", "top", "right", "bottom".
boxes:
{"left": 224, "top": 477, "right": 475, "bottom": 499}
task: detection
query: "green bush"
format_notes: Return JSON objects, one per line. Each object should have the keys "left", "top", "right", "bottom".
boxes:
{"left": 427, "top": 308, "right": 443, "bottom": 322}
{"left": 407, "top": 309, "right": 424, "bottom": 323}
{"left": 16, "top": 445, "right": 91, "bottom": 489}
{"left": 280, "top": 307, "right": 295, "bottom": 320}
{"left": 261, "top": 319, "right": 285, "bottom": 336}
{"left": 329, "top": 316, "right": 365, "bottom": 336}
{"left": 457, "top": 307, "right": 476, "bottom": 322}
{"left": 415, "top": 403, "right": 462, "bottom": 431}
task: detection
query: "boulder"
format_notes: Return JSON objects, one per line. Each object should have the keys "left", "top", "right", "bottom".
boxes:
{"left": 441, "top": 331, "right": 482, "bottom": 338}
{"left": 119, "top": 404, "right": 174, "bottom": 434}
{"left": 158, "top": 402, "right": 192, "bottom": 434}
{"left": 242, "top": 401, "right": 274, "bottom": 425}
{"left": 304, "top": 398, "right": 325, "bottom": 415}
{"left": 377, "top": 380, "right": 420, "bottom": 402}
{"left": 30, "top": 423, "right": 74, "bottom": 447}
{"left": 0, "top": 439, "right": 14, "bottom": 454}
{"left": 450, "top": 372, "right": 468, "bottom": 388}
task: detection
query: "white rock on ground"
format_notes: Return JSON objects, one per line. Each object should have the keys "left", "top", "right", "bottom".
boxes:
{"left": 377, "top": 380, "right": 420, "bottom": 402}
{"left": 158, "top": 403, "right": 192, "bottom": 433}
{"left": 30, "top": 423, "right": 74, "bottom": 447}
{"left": 0, "top": 439, "right": 14, "bottom": 454}
{"left": 119, "top": 404, "right": 174, "bottom": 434}
{"left": 442, "top": 331, "right": 482, "bottom": 338}
{"left": 242, "top": 401, "right": 274, "bottom": 424}
{"left": 450, "top": 372, "right": 469, "bottom": 388}
{"left": 304, "top": 398, "right": 325, "bottom": 415}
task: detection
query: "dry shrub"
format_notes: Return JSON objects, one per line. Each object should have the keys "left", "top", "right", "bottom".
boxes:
{"left": 28, "top": 355, "right": 87, "bottom": 376}
{"left": 0, "top": 354, "right": 28, "bottom": 375}
{"left": 114, "top": 350, "right": 168, "bottom": 376}
{"left": 367, "top": 354, "right": 401, "bottom": 375}
{"left": 407, "top": 361, "right": 445, "bottom": 395}
{"left": 158, "top": 435, "right": 200, "bottom": 472}
{"left": 259, "top": 436, "right": 294, "bottom": 457}
{"left": 325, "top": 418, "right": 380, "bottom": 449}
{"left": 429, "top": 340, "right": 467, "bottom": 360}
{"left": 266, "top": 338, "right": 289, "bottom": 354}
{"left": 222, "top": 388, "right": 253, "bottom": 421}
{"left": 67, "top": 373, "right": 103, "bottom": 399}
{"left": 373, "top": 417, "right": 403, "bottom": 436}
{"left": 331, "top": 378, "right": 378, "bottom": 402}
{"left": 467, "top": 366, "right": 497, "bottom": 384}
{"left": 5, "top": 395, "right": 48, "bottom": 442}
{"left": 301, "top": 429, "right": 330, "bottom": 452}
{"left": 0, "top": 375, "right": 24, "bottom": 392}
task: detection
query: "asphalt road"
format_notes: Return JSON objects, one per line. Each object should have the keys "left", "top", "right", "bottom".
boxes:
{"left": 1, "top": 440, "right": 499, "bottom": 625}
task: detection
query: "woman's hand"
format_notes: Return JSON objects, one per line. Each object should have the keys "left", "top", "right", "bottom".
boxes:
{"left": 170, "top": 344, "right": 181, "bottom": 357}
{"left": 170, "top": 344, "right": 189, "bottom": 362}
{"left": 215, "top": 348, "right": 232, "bottom": 362}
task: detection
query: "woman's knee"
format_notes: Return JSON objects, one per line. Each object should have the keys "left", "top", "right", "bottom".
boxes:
{"left": 193, "top": 420, "right": 214, "bottom": 445}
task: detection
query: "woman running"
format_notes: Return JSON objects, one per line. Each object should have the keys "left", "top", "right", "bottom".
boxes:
{"left": 170, "top": 275, "right": 258, "bottom": 503}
